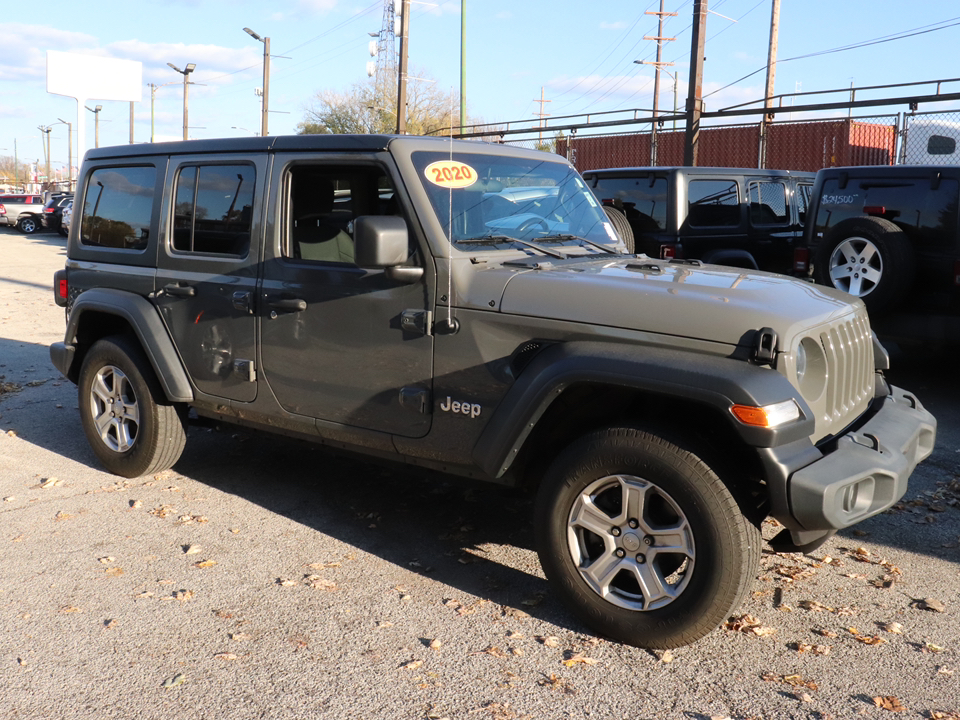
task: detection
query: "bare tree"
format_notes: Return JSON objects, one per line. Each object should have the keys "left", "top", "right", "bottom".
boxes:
{"left": 298, "top": 72, "right": 470, "bottom": 137}
{"left": 0, "top": 156, "right": 34, "bottom": 191}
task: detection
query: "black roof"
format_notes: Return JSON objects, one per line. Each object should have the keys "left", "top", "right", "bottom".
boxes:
{"left": 81, "top": 133, "right": 532, "bottom": 161}
{"left": 582, "top": 166, "right": 815, "bottom": 178}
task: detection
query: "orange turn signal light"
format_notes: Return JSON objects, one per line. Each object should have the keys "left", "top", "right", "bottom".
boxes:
{"left": 731, "top": 400, "right": 800, "bottom": 428}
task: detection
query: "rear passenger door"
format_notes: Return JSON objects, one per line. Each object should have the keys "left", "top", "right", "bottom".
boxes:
{"left": 154, "top": 154, "right": 267, "bottom": 403}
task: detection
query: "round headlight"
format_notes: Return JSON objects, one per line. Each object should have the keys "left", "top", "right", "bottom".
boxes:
{"left": 796, "top": 337, "right": 827, "bottom": 400}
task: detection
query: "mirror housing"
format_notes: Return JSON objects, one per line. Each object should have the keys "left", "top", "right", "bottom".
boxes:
{"left": 355, "top": 215, "right": 410, "bottom": 268}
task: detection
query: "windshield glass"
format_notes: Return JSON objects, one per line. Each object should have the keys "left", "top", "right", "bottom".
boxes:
{"left": 411, "top": 150, "right": 619, "bottom": 248}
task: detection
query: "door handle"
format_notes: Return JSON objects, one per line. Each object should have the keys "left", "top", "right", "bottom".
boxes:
{"left": 268, "top": 297, "right": 307, "bottom": 312}
{"left": 163, "top": 283, "right": 196, "bottom": 297}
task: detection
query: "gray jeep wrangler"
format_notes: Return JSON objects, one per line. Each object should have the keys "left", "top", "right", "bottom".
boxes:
{"left": 50, "top": 135, "right": 935, "bottom": 649}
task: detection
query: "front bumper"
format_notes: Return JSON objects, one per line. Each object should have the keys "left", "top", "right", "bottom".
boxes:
{"left": 768, "top": 384, "right": 935, "bottom": 550}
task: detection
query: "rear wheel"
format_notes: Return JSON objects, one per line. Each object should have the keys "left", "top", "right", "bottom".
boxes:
{"left": 17, "top": 216, "right": 38, "bottom": 234}
{"left": 78, "top": 336, "right": 187, "bottom": 478}
{"left": 535, "top": 426, "right": 760, "bottom": 649}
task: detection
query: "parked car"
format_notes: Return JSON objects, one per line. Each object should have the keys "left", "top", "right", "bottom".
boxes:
{"left": 581, "top": 167, "right": 815, "bottom": 275}
{"left": 60, "top": 199, "right": 73, "bottom": 237}
{"left": 41, "top": 192, "right": 74, "bottom": 234}
{"left": 0, "top": 194, "right": 44, "bottom": 233}
{"left": 803, "top": 164, "right": 960, "bottom": 344}
{"left": 50, "top": 136, "right": 934, "bottom": 649}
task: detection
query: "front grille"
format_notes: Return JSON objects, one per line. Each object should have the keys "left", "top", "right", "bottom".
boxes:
{"left": 818, "top": 311, "right": 873, "bottom": 427}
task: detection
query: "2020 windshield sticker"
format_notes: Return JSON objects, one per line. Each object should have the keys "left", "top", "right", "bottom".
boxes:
{"left": 424, "top": 160, "right": 477, "bottom": 189}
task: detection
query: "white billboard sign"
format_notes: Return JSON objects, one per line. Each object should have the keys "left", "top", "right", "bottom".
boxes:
{"left": 47, "top": 51, "right": 143, "bottom": 168}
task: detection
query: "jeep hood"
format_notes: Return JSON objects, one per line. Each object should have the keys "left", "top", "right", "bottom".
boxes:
{"left": 468, "top": 256, "right": 860, "bottom": 348}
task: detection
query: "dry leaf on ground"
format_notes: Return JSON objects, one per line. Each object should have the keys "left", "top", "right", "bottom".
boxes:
{"left": 872, "top": 696, "right": 907, "bottom": 712}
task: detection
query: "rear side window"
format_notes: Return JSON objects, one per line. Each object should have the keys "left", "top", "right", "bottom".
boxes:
{"left": 816, "top": 176, "right": 960, "bottom": 243}
{"left": 748, "top": 181, "right": 788, "bottom": 225}
{"left": 173, "top": 164, "right": 254, "bottom": 256}
{"left": 928, "top": 135, "right": 957, "bottom": 156}
{"left": 80, "top": 166, "right": 156, "bottom": 250}
{"left": 687, "top": 179, "right": 740, "bottom": 227}
{"left": 591, "top": 176, "right": 668, "bottom": 232}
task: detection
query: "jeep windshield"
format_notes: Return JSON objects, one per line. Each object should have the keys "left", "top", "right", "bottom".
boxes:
{"left": 411, "top": 150, "right": 621, "bottom": 252}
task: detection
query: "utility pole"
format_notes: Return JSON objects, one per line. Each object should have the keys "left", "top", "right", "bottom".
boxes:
{"left": 682, "top": 0, "right": 708, "bottom": 167}
{"left": 637, "top": 0, "right": 677, "bottom": 165}
{"left": 396, "top": 0, "right": 410, "bottom": 134}
{"left": 533, "top": 87, "right": 551, "bottom": 145}
{"left": 759, "top": 0, "right": 781, "bottom": 168}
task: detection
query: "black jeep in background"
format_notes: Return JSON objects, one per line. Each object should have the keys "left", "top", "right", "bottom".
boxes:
{"left": 804, "top": 165, "right": 960, "bottom": 344}
{"left": 581, "top": 166, "right": 814, "bottom": 276}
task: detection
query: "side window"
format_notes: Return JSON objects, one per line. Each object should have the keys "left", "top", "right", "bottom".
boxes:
{"left": 928, "top": 135, "right": 957, "bottom": 156}
{"left": 591, "top": 176, "right": 668, "bottom": 232}
{"left": 687, "top": 179, "right": 739, "bottom": 227}
{"left": 80, "top": 166, "right": 156, "bottom": 250}
{"left": 172, "top": 164, "right": 254, "bottom": 256}
{"left": 286, "top": 165, "right": 397, "bottom": 265}
{"left": 796, "top": 183, "right": 811, "bottom": 223}
{"left": 748, "top": 181, "right": 788, "bottom": 225}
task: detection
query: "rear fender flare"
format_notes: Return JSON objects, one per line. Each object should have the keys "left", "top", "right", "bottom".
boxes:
{"left": 59, "top": 288, "right": 193, "bottom": 402}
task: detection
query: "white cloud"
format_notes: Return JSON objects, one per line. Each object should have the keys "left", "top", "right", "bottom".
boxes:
{"left": 600, "top": 21, "right": 627, "bottom": 30}
{"left": 495, "top": 12, "right": 513, "bottom": 20}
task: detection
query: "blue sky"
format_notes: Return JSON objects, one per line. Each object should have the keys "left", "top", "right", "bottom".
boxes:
{"left": 2, "top": 0, "right": 958, "bottom": 176}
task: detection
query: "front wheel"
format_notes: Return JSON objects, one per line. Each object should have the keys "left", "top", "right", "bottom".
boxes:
{"left": 534, "top": 427, "right": 760, "bottom": 649}
{"left": 78, "top": 336, "right": 188, "bottom": 478}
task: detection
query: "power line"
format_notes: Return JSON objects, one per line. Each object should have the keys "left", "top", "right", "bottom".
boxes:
{"left": 704, "top": 16, "right": 960, "bottom": 100}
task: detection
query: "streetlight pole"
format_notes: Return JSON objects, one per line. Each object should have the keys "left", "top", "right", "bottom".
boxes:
{"left": 37, "top": 125, "right": 51, "bottom": 188}
{"left": 460, "top": 0, "right": 466, "bottom": 134}
{"left": 167, "top": 62, "right": 196, "bottom": 141}
{"left": 53, "top": 119, "right": 73, "bottom": 190}
{"left": 243, "top": 28, "right": 271, "bottom": 137}
{"left": 84, "top": 105, "right": 103, "bottom": 148}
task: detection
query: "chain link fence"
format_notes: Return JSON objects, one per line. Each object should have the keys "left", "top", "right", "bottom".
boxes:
{"left": 901, "top": 110, "right": 960, "bottom": 164}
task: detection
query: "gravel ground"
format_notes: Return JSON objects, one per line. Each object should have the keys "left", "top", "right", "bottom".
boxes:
{"left": 1, "top": 225, "right": 958, "bottom": 720}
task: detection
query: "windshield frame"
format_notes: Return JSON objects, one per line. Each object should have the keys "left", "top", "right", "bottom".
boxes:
{"left": 391, "top": 139, "right": 622, "bottom": 259}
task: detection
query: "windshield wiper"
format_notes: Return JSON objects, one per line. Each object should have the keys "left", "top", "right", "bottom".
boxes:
{"left": 455, "top": 235, "right": 567, "bottom": 259}
{"left": 537, "top": 234, "right": 620, "bottom": 255}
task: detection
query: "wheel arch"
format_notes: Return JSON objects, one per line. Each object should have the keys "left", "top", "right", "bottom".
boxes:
{"left": 54, "top": 288, "right": 193, "bottom": 402}
{"left": 699, "top": 248, "right": 759, "bottom": 270}
{"left": 472, "top": 340, "right": 813, "bottom": 508}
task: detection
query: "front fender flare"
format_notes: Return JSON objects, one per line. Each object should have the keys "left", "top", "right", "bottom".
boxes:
{"left": 52, "top": 288, "right": 194, "bottom": 402}
{"left": 472, "top": 340, "right": 813, "bottom": 478}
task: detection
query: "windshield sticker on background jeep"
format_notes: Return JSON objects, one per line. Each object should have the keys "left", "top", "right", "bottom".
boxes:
{"left": 821, "top": 193, "right": 860, "bottom": 205}
{"left": 424, "top": 161, "right": 478, "bottom": 189}
{"left": 439, "top": 396, "right": 482, "bottom": 418}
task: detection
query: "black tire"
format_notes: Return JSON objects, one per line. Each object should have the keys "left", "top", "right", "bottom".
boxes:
{"left": 17, "top": 216, "right": 39, "bottom": 234}
{"left": 534, "top": 426, "right": 761, "bottom": 649}
{"left": 813, "top": 216, "right": 914, "bottom": 315}
{"left": 602, "top": 205, "right": 635, "bottom": 253}
{"left": 78, "top": 336, "right": 188, "bottom": 478}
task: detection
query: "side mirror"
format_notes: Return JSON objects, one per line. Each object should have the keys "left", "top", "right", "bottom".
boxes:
{"left": 354, "top": 215, "right": 423, "bottom": 283}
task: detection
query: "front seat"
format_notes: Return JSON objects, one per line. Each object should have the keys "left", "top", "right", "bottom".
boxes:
{"left": 292, "top": 177, "right": 355, "bottom": 264}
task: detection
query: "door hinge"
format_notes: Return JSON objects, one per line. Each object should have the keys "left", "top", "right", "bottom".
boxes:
{"left": 234, "top": 359, "right": 256, "bottom": 382}
{"left": 399, "top": 387, "right": 431, "bottom": 414}
{"left": 400, "top": 309, "right": 432, "bottom": 336}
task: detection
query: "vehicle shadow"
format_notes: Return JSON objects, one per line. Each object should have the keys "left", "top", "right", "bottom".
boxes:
{"left": 3, "top": 335, "right": 957, "bottom": 640}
